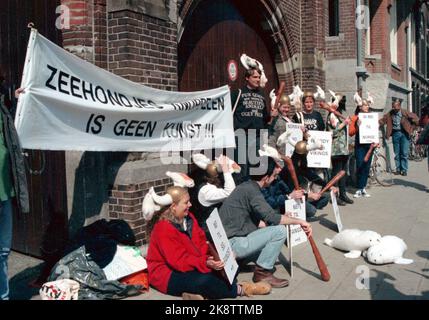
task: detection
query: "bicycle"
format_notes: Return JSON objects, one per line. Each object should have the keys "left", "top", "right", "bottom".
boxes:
{"left": 368, "top": 146, "right": 394, "bottom": 187}
{"left": 409, "top": 128, "right": 428, "bottom": 162}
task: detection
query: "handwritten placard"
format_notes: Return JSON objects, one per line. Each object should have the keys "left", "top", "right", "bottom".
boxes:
{"left": 206, "top": 208, "right": 239, "bottom": 285}
{"left": 359, "top": 112, "right": 379, "bottom": 144}
{"left": 284, "top": 123, "right": 304, "bottom": 157}
{"left": 307, "top": 130, "right": 333, "bottom": 168}
{"left": 285, "top": 197, "right": 307, "bottom": 247}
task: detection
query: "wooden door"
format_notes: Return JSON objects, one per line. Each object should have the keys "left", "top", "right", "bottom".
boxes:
{"left": 179, "top": 0, "right": 279, "bottom": 101}
{"left": 0, "top": 0, "right": 68, "bottom": 258}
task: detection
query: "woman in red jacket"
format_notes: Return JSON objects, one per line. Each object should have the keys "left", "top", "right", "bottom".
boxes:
{"left": 145, "top": 185, "right": 271, "bottom": 299}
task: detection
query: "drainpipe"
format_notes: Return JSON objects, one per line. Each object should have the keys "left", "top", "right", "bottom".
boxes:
{"left": 356, "top": 0, "right": 363, "bottom": 89}
{"left": 355, "top": 0, "right": 368, "bottom": 89}
{"left": 406, "top": 15, "right": 412, "bottom": 111}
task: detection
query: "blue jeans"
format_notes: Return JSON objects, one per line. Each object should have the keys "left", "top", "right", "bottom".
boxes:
{"left": 392, "top": 130, "right": 410, "bottom": 173}
{"left": 229, "top": 225, "right": 287, "bottom": 270}
{"left": 0, "top": 199, "right": 12, "bottom": 300}
{"left": 355, "top": 144, "right": 373, "bottom": 190}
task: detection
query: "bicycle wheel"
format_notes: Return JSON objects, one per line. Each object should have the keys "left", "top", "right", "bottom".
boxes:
{"left": 373, "top": 154, "right": 394, "bottom": 186}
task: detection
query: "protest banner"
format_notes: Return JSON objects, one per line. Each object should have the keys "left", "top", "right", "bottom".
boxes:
{"left": 15, "top": 29, "right": 235, "bottom": 152}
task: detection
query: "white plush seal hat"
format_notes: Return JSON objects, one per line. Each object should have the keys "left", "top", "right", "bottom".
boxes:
{"left": 240, "top": 53, "right": 268, "bottom": 88}
{"left": 192, "top": 153, "right": 241, "bottom": 177}
{"left": 142, "top": 172, "right": 194, "bottom": 220}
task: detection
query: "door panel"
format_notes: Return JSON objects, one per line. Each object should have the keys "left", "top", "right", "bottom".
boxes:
{"left": 179, "top": 0, "right": 279, "bottom": 100}
{"left": 0, "top": 0, "right": 67, "bottom": 258}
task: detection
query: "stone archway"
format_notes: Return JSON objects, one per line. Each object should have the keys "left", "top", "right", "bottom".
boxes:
{"left": 178, "top": 0, "right": 299, "bottom": 89}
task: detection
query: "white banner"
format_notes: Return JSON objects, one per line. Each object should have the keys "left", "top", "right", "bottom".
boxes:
{"left": 206, "top": 208, "right": 238, "bottom": 285}
{"left": 285, "top": 123, "right": 304, "bottom": 157}
{"left": 359, "top": 112, "right": 379, "bottom": 144}
{"left": 307, "top": 130, "right": 333, "bottom": 168}
{"left": 15, "top": 30, "right": 235, "bottom": 152}
{"left": 285, "top": 197, "right": 307, "bottom": 247}
{"left": 330, "top": 190, "right": 343, "bottom": 233}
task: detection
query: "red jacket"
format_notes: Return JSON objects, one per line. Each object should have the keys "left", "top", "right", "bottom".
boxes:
{"left": 146, "top": 213, "right": 210, "bottom": 293}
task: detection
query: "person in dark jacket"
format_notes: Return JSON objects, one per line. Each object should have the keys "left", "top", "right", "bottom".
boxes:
{"left": 218, "top": 156, "right": 312, "bottom": 288}
{"left": 231, "top": 67, "right": 269, "bottom": 183}
{"left": 0, "top": 87, "right": 29, "bottom": 300}
{"left": 379, "top": 99, "right": 419, "bottom": 176}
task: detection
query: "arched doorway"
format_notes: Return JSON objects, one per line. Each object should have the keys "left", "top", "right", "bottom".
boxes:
{"left": 178, "top": 0, "right": 281, "bottom": 103}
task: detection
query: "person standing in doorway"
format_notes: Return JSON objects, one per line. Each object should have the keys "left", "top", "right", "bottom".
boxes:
{"left": 0, "top": 87, "right": 29, "bottom": 300}
{"left": 231, "top": 66, "right": 269, "bottom": 183}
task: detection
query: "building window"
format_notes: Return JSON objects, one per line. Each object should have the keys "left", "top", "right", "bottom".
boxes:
{"left": 389, "top": 0, "right": 398, "bottom": 64}
{"left": 329, "top": 0, "right": 340, "bottom": 36}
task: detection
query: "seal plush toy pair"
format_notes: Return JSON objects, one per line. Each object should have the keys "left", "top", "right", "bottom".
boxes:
{"left": 324, "top": 229, "right": 413, "bottom": 265}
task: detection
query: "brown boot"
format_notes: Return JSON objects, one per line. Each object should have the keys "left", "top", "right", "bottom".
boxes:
{"left": 252, "top": 265, "right": 289, "bottom": 288}
{"left": 182, "top": 292, "right": 205, "bottom": 300}
{"left": 239, "top": 281, "right": 271, "bottom": 297}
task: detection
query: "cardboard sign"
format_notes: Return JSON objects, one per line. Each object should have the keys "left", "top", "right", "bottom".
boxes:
{"left": 330, "top": 190, "right": 343, "bottom": 232}
{"left": 359, "top": 112, "right": 379, "bottom": 144}
{"left": 103, "top": 246, "right": 147, "bottom": 281}
{"left": 206, "top": 208, "right": 239, "bottom": 285}
{"left": 284, "top": 123, "right": 304, "bottom": 157}
{"left": 285, "top": 197, "right": 307, "bottom": 247}
{"left": 307, "top": 130, "right": 333, "bottom": 168}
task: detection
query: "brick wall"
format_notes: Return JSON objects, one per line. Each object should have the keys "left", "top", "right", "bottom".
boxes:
{"left": 107, "top": 10, "right": 178, "bottom": 90}
{"left": 325, "top": 0, "right": 357, "bottom": 60}
{"left": 109, "top": 177, "right": 174, "bottom": 246}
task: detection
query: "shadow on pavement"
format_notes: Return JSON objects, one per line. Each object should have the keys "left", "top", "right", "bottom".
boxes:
{"left": 392, "top": 179, "right": 427, "bottom": 192}
{"left": 416, "top": 250, "right": 429, "bottom": 260}
{"left": 369, "top": 270, "right": 429, "bottom": 300}
{"left": 9, "top": 263, "right": 45, "bottom": 300}
{"left": 293, "top": 262, "right": 324, "bottom": 281}
{"left": 317, "top": 214, "right": 339, "bottom": 232}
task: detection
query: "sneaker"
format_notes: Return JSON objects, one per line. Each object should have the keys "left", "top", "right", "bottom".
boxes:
{"left": 394, "top": 170, "right": 401, "bottom": 175}
{"left": 362, "top": 189, "right": 371, "bottom": 197}
{"left": 353, "top": 190, "right": 362, "bottom": 198}
{"left": 401, "top": 171, "right": 407, "bottom": 176}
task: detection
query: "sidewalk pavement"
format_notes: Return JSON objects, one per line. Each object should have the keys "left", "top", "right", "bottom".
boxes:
{"left": 8, "top": 159, "right": 429, "bottom": 300}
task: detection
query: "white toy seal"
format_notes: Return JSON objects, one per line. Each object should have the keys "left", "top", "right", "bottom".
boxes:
{"left": 324, "top": 229, "right": 382, "bottom": 258}
{"left": 364, "top": 235, "right": 414, "bottom": 265}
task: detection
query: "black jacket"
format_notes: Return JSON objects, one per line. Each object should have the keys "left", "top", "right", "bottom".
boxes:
{"left": 0, "top": 94, "right": 29, "bottom": 213}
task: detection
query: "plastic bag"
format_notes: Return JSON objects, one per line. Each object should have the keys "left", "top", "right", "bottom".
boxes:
{"left": 40, "top": 279, "right": 80, "bottom": 300}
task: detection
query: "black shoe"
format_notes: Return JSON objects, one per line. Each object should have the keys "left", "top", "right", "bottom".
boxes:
{"left": 339, "top": 194, "right": 354, "bottom": 204}
{"left": 394, "top": 170, "right": 401, "bottom": 175}
{"left": 336, "top": 197, "right": 346, "bottom": 206}
{"left": 401, "top": 171, "right": 407, "bottom": 176}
